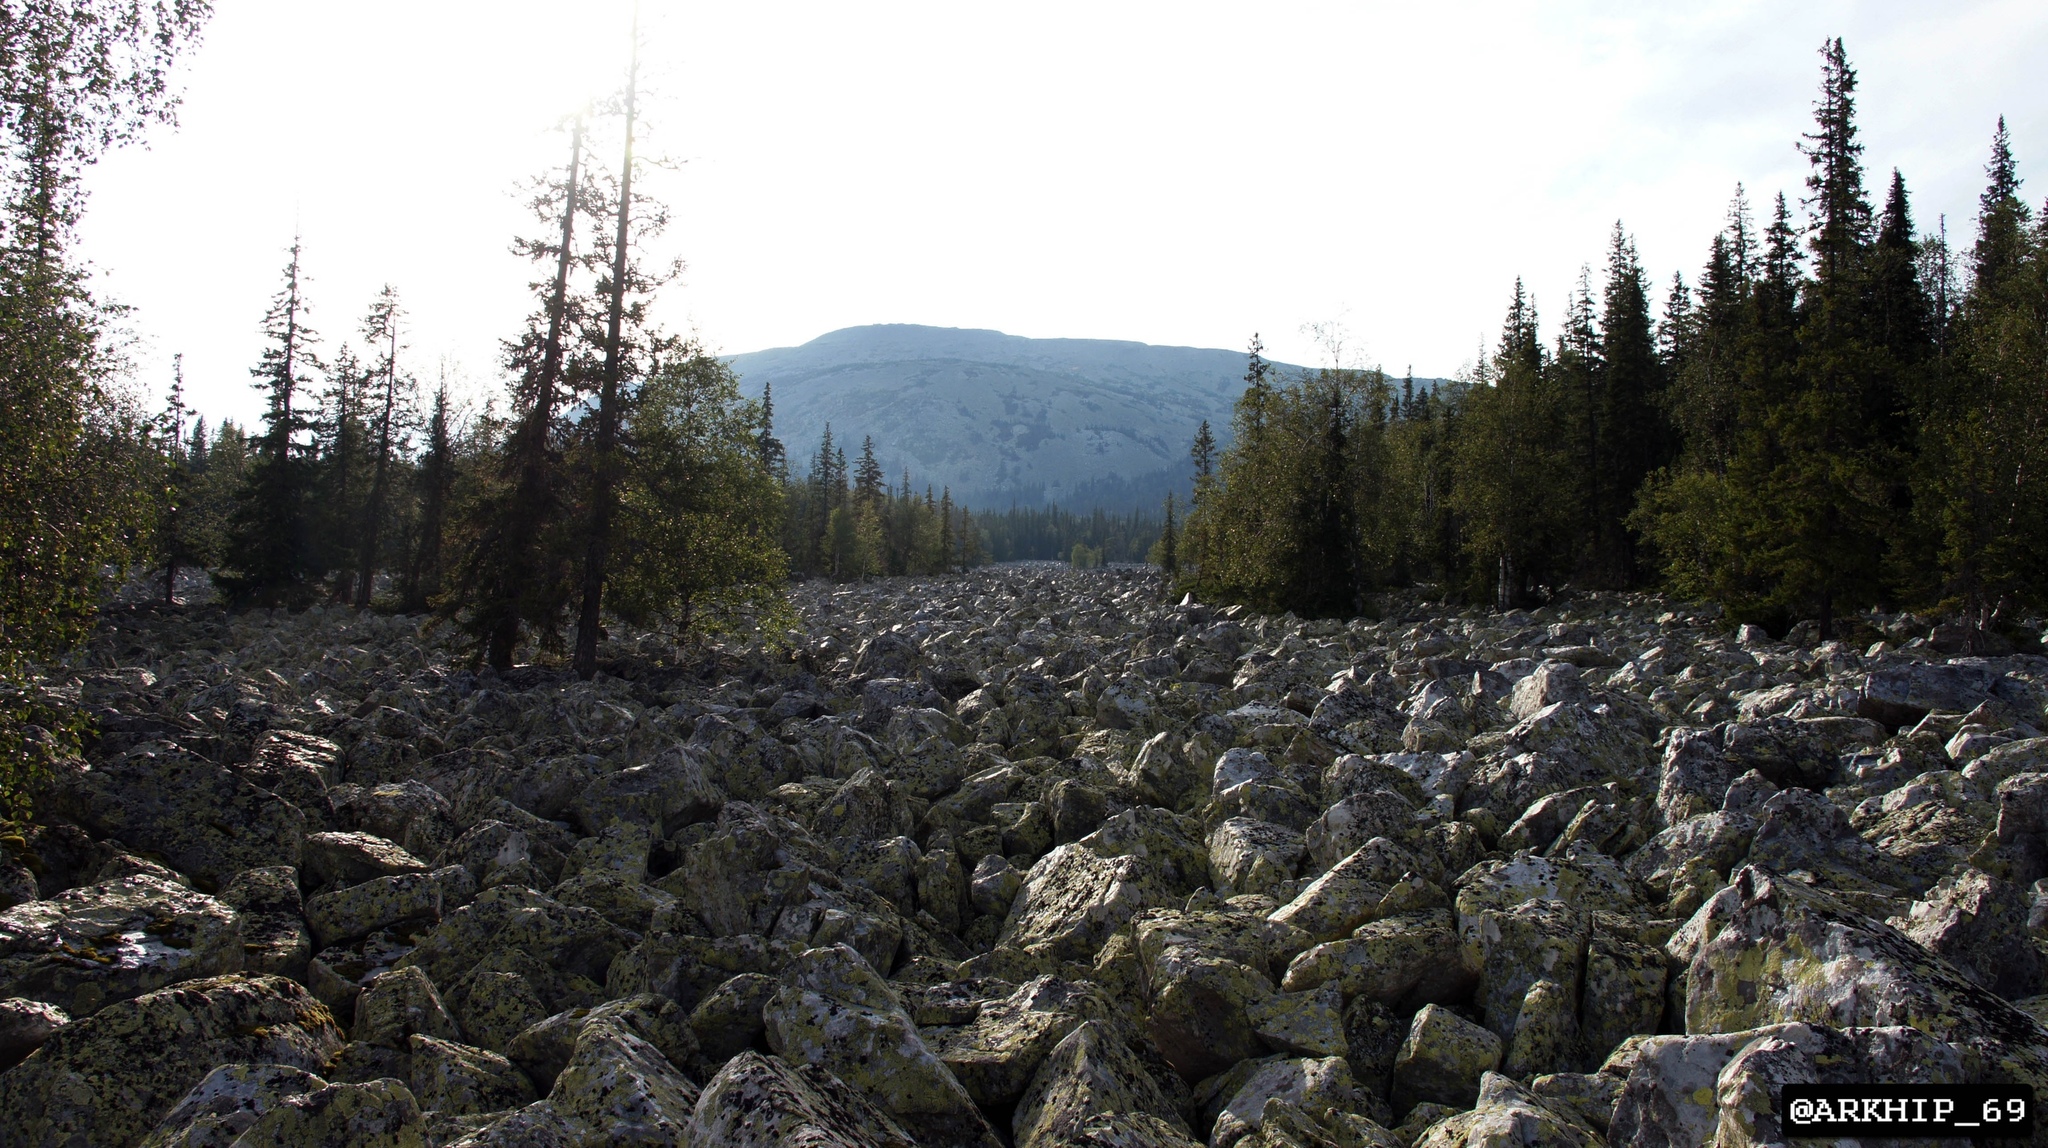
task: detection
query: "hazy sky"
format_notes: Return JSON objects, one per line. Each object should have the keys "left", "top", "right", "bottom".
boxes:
{"left": 76, "top": 0, "right": 2047, "bottom": 428}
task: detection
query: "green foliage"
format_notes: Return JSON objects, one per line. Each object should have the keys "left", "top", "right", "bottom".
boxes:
{"left": 608, "top": 342, "right": 789, "bottom": 636}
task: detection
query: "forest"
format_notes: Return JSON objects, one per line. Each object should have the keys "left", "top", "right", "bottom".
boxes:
{"left": 1177, "top": 42, "right": 2045, "bottom": 650}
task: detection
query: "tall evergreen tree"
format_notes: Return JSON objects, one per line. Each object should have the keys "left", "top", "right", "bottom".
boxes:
{"left": 221, "top": 237, "right": 322, "bottom": 605}
{"left": 403, "top": 383, "right": 454, "bottom": 612}
{"left": 354, "top": 285, "right": 411, "bottom": 607}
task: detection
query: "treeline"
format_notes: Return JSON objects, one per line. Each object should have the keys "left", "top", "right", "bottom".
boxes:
{"left": 978, "top": 504, "right": 1161, "bottom": 565}
{"left": 170, "top": 68, "right": 787, "bottom": 672}
{"left": 777, "top": 424, "right": 983, "bottom": 579}
{"left": 1182, "top": 41, "right": 2047, "bottom": 644}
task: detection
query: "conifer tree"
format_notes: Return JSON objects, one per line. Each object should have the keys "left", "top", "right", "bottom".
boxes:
{"left": 221, "top": 237, "right": 322, "bottom": 605}
{"left": 403, "top": 383, "right": 454, "bottom": 612}
{"left": 354, "top": 285, "right": 411, "bottom": 607}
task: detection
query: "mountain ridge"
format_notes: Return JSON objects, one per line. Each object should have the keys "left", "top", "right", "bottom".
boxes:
{"left": 728, "top": 324, "right": 1445, "bottom": 510}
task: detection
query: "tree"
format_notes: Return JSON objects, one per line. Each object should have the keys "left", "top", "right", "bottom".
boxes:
{"left": 608, "top": 341, "right": 787, "bottom": 636}
{"left": 220, "top": 237, "right": 322, "bottom": 605}
{"left": 151, "top": 354, "right": 202, "bottom": 604}
{"left": 354, "top": 285, "right": 412, "bottom": 607}
{"left": 402, "top": 382, "right": 454, "bottom": 612}
{"left": 447, "top": 115, "right": 589, "bottom": 668}
{"left": 0, "top": 0, "right": 211, "bottom": 812}
{"left": 1149, "top": 492, "right": 1179, "bottom": 583}
{"left": 1593, "top": 224, "right": 1664, "bottom": 583}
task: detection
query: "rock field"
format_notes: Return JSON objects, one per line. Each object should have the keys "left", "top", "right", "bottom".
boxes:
{"left": 4, "top": 566, "right": 2048, "bottom": 1146}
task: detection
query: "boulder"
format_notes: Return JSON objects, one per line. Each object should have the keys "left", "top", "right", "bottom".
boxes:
{"left": 686, "top": 1051, "right": 917, "bottom": 1148}
{"left": 1392, "top": 1004, "right": 1502, "bottom": 1112}
{"left": 762, "top": 944, "right": 1000, "bottom": 1148}
{"left": 1013, "top": 1019, "right": 1195, "bottom": 1148}
{"left": 44, "top": 744, "right": 306, "bottom": 892}
{"left": 0, "top": 974, "right": 345, "bottom": 1148}
{"left": 0, "top": 873, "right": 243, "bottom": 1018}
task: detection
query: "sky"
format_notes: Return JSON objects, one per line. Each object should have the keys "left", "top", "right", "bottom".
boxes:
{"left": 74, "top": 0, "right": 2048, "bottom": 428}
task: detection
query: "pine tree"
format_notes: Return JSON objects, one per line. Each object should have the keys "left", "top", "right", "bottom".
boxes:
{"left": 758, "top": 380, "right": 788, "bottom": 480}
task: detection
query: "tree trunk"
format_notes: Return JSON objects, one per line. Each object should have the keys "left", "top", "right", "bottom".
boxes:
{"left": 356, "top": 324, "right": 399, "bottom": 608}
{"left": 573, "top": 29, "right": 638, "bottom": 680}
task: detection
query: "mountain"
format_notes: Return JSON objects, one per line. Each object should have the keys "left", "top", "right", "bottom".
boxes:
{"left": 728, "top": 324, "right": 1446, "bottom": 511}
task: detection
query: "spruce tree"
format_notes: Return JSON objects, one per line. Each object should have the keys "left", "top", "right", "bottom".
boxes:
{"left": 1595, "top": 224, "right": 1663, "bottom": 584}
{"left": 354, "top": 285, "right": 411, "bottom": 607}
{"left": 221, "top": 237, "right": 322, "bottom": 605}
{"left": 403, "top": 383, "right": 454, "bottom": 612}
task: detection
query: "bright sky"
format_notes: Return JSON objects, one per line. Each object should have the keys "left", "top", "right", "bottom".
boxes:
{"left": 76, "top": 0, "right": 2048, "bottom": 429}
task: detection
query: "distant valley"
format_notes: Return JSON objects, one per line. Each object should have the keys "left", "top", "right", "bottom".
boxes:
{"left": 728, "top": 324, "right": 1444, "bottom": 511}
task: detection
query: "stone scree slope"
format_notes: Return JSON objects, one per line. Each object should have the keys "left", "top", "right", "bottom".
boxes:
{"left": 3, "top": 568, "right": 2047, "bottom": 1147}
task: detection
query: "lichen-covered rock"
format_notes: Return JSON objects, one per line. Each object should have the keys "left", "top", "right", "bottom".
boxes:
{"left": 1208, "top": 817, "right": 1306, "bottom": 899}
{"left": 1269, "top": 838, "right": 1444, "bottom": 943}
{"left": 686, "top": 1050, "right": 917, "bottom": 1148}
{"left": 408, "top": 1032, "right": 537, "bottom": 1116}
{"left": 546, "top": 1014, "right": 701, "bottom": 1144}
{"left": 1280, "top": 909, "right": 1472, "bottom": 1009}
{"left": 306, "top": 864, "right": 476, "bottom": 948}
{"left": 1001, "top": 807, "right": 1208, "bottom": 964}
{"left": 0, "top": 996, "right": 67, "bottom": 1073}
{"left": 218, "top": 865, "right": 311, "bottom": 978}
{"left": 1248, "top": 982, "right": 1347, "bottom": 1058}
{"left": 1711, "top": 1023, "right": 1963, "bottom": 1148}
{"left": 1894, "top": 866, "right": 2043, "bottom": 999}
{"left": 303, "top": 830, "right": 430, "bottom": 890}
{"left": 1410, "top": 1071, "right": 1602, "bottom": 1148}
{"left": 137, "top": 1062, "right": 326, "bottom": 1148}
{"left": 933, "top": 974, "right": 1110, "bottom": 1106}
{"left": 232, "top": 1076, "right": 427, "bottom": 1147}
{"left": 1674, "top": 864, "right": 2048, "bottom": 1095}
{"left": 1210, "top": 1056, "right": 1359, "bottom": 1148}
{"left": 763, "top": 943, "right": 1000, "bottom": 1148}
{"left": 43, "top": 743, "right": 306, "bottom": 892}
{"left": 1013, "top": 1019, "right": 1195, "bottom": 1148}
{"left": 1135, "top": 905, "right": 1277, "bottom": 1080}
{"left": 1392, "top": 1004, "right": 1502, "bottom": 1112}
{"left": 0, "top": 873, "right": 243, "bottom": 1018}
{"left": 688, "top": 971, "right": 777, "bottom": 1063}
{"left": 354, "top": 965, "right": 460, "bottom": 1048}
{"left": 0, "top": 973, "right": 344, "bottom": 1148}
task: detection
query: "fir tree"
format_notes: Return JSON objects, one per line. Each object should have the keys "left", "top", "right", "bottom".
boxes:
{"left": 221, "top": 237, "right": 322, "bottom": 605}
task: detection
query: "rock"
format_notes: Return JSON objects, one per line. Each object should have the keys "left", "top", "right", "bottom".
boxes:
{"left": 1674, "top": 865, "right": 2048, "bottom": 1100}
{"left": 687, "top": 1050, "right": 918, "bottom": 1148}
{"left": 1895, "top": 867, "right": 2043, "bottom": 999}
{"left": 1247, "top": 982, "right": 1347, "bottom": 1058}
{"left": 1392, "top": 1004, "right": 1502, "bottom": 1112}
{"left": 1000, "top": 808, "right": 1208, "bottom": 965}
{"left": 1509, "top": 661, "right": 1584, "bottom": 721}
{"left": 971, "top": 853, "right": 1025, "bottom": 917}
{"left": 567, "top": 744, "right": 726, "bottom": 838}
{"left": 136, "top": 1062, "right": 327, "bottom": 1148}
{"left": 546, "top": 1014, "right": 701, "bottom": 1143}
{"left": 0, "top": 873, "right": 243, "bottom": 1018}
{"left": 933, "top": 974, "right": 1108, "bottom": 1106}
{"left": 219, "top": 864, "right": 312, "bottom": 978}
{"left": 408, "top": 1033, "right": 537, "bottom": 1116}
{"left": 1270, "top": 838, "right": 1444, "bottom": 944}
{"left": 306, "top": 864, "right": 476, "bottom": 948}
{"left": 229, "top": 1077, "right": 426, "bottom": 1147}
{"left": 1014, "top": 1019, "right": 1195, "bottom": 1148}
{"left": 1411, "top": 1072, "right": 1602, "bottom": 1148}
{"left": 1280, "top": 909, "right": 1472, "bottom": 1009}
{"left": 354, "top": 965, "right": 460, "bottom": 1048}
{"left": 0, "top": 997, "right": 67, "bottom": 1073}
{"left": 1712, "top": 1022, "right": 1963, "bottom": 1147}
{"left": 1210, "top": 1056, "right": 1359, "bottom": 1148}
{"left": 0, "top": 974, "right": 345, "bottom": 1148}
{"left": 1209, "top": 817, "right": 1306, "bottom": 899}
{"left": 762, "top": 943, "right": 1000, "bottom": 1148}
{"left": 688, "top": 971, "right": 777, "bottom": 1063}
{"left": 44, "top": 744, "right": 306, "bottom": 892}
{"left": 303, "top": 830, "right": 430, "bottom": 889}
